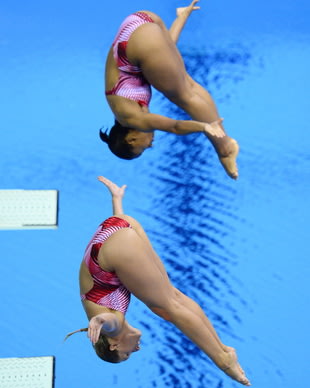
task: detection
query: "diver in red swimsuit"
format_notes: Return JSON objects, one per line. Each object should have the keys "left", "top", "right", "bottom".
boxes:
{"left": 105, "top": 12, "right": 153, "bottom": 107}
{"left": 66, "top": 176, "right": 250, "bottom": 386}
{"left": 80, "top": 217, "right": 132, "bottom": 313}
{"left": 101, "top": 1, "right": 239, "bottom": 179}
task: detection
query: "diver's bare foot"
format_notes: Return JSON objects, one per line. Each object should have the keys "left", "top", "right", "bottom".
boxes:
{"left": 221, "top": 348, "right": 251, "bottom": 386}
{"left": 222, "top": 344, "right": 245, "bottom": 374}
{"left": 217, "top": 137, "right": 239, "bottom": 180}
{"left": 223, "top": 346, "right": 246, "bottom": 376}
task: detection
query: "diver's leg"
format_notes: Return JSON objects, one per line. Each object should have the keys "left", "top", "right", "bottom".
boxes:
{"left": 127, "top": 23, "right": 239, "bottom": 178}
{"left": 107, "top": 228, "right": 250, "bottom": 385}
{"left": 173, "top": 288, "right": 227, "bottom": 350}
{"left": 173, "top": 288, "right": 247, "bottom": 377}
{"left": 183, "top": 76, "right": 240, "bottom": 179}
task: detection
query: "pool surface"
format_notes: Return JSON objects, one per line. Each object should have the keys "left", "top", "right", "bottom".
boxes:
{"left": 1, "top": 1, "right": 309, "bottom": 387}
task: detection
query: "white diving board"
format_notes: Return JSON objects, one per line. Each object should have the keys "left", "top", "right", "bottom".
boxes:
{"left": 0, "top": 356, "right": 55, "bottom": 388}
{"left": 0, "top": 190, "right": 59, "bottom": 230}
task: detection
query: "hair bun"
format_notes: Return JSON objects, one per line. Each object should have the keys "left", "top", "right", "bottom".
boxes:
{"left": 99, "top": 128, "right": 109, "bottom": 143}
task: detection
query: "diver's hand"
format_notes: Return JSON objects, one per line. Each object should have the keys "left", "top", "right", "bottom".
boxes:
{"left": 98, "top": 176, "right": 127, "bottom": 199}
{"left": 88, "top": 315, "right": 105, "bottom": 344}
{"left": 88, "top": 313, "right": 121, "bottom": 344}
{"left": 203, "top": 118, "right": 225, "bottom": 138}
{"left": 177, "top": 0, "right": 200, "bottom": 17}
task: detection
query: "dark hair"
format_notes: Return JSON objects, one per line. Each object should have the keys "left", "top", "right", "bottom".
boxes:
{"left": 99, "top": 120, "right": 141, "bottom": 160}
{"left": 93, "top": 333, "right": 121, "bottom": 363}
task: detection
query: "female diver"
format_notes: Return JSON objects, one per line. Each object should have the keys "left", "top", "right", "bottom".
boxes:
{"left": 100, "top": 1, "right": 239, "bottom": 179}
{"left": 66, "top": 176, "right": 250, "bottom": 386}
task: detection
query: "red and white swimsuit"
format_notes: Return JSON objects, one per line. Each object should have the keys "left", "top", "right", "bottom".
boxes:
{"left": 81, "top": 217, "right": 132, "bottom": 314}
{"left": 105, "top": 12, "right": 154, "bottom": 107}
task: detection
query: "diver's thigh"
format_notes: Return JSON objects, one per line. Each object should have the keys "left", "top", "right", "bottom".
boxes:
{"left": 127, "top": 23, "right": 189, "bottom": 96}
{"left": 106, "top": 229, "right": 174, "bottom": 309}
{"left": 121, "top": 215, "right": 170, "bottom": 280}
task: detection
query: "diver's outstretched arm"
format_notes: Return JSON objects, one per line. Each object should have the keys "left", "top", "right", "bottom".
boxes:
{"left": 97, "top": 176, "right": 127, "bottom": 215}
{"left": 123, "top": 111, "right": 225, "bottom": 137}
{"left": 169, "top": 0, "right": 200, "bottom": 43}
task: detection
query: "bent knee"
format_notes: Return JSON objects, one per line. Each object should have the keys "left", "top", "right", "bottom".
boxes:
{"left": 166, "top": 88, "right": 196, "bottom": 111}
{"left": 150, "top": 306, "right": 172, "bottom": 321}
{"left": 149, "top": 292, "right": 182, "bottom": 321}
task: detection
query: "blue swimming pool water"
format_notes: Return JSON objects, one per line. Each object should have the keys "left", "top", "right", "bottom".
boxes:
{"left": 1, "top": 1, "right": 310, "bottom": 387}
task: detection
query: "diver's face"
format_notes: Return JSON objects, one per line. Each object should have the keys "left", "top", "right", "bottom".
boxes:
{"left": 125, "top": 130, "right": 154, "bottom": 156}
{"left": 116, "top": 327, "right": 142, "bottom": 362}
